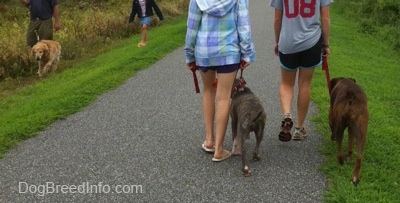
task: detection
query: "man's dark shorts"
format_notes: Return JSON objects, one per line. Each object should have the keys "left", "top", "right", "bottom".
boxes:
{"left": 27, "top": 18, "right": 53, "bottom": 47}
{"left": 198, "top": 63, "right": 240, "bottom": 74}
{"left": 278, "top": 36, "right": 323, "bottom": 70}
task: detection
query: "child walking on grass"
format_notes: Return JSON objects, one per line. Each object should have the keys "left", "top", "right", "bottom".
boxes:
{"left": 129, "top": 0, "right": 164, "bottom": 47}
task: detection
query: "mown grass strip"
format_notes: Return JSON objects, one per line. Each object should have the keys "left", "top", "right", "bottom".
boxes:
{"left": 311, "top": 5, "right": 400, "bottom": 202}
{"left": 0, "top": 16, "right": 188, "bottom": 157}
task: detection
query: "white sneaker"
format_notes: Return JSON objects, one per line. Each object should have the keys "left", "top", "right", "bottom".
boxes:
{"left": 292, "top": 127, "right": 307, "bottom": 140}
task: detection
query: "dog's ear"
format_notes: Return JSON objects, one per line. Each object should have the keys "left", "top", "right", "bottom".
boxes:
{"left": 349, "top": 78, "right": 356, "bottom": 83}
{"left": 44, "top": 43, "right": 50, "bottom": 52}
{"left": 330, "top": 78, "right": 339, "bottom": 89}
{"left": 31, "top": 46, "right": 37, "bottom": 55}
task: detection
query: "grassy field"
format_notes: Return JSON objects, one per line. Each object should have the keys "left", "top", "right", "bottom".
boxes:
{"left": 311, "top": 6, "right": 400, "bottom": 202}
{"left": 0, "top": 3, "right": 399, "bottom": 203}
{"left": 0, "top": 0, "right": 188, "bottom": 86}
{"left": 0, "top": 16, "right": 188, "bottom": 157}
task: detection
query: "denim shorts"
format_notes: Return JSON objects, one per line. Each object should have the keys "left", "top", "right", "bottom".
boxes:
{"left": 139, "top": 16, "right": 151, "bottom": 27}
{"left": 198, "top": 63, "right": 240, "bottom": 74}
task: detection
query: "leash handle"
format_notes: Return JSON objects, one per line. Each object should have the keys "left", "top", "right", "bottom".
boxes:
{"left": 239, "top": 65, "right": 246, "bottom": 84}
{"left": 191, "top": 66, "right": 200, "bottom": 94}
{"left": 322, "top": 57, "right": 331, "bottom": 95}
{"left": 239, "top": 68, "right": 244, "bottom": 79}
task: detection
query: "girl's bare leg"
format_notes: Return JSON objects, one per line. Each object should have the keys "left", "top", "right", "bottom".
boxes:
{"left": 213, "top": 71, "right": 236, "bottom": 158}
{"left": 296, "top": 68, "right": 315, "bottom": 128}
{"left": 200, "top": 70, "right": 217, "bottom": 148}
{"left": 279, "top": 69, "right": 297, "bottom": 115}
{"left": 138, "top": 24, "right": 148, "bottom": 47}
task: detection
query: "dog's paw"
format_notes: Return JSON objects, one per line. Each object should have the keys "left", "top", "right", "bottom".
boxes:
{"left": 352, "top": 177, "right": 360, "bottom": 186}
{"left": 253, "top": 153, "right": 260, "bottom": 161}
{"left": 232, "top": 145, "right": 241, "bottom": 156}
{"left": 232, "top": 149, "right": 241, "bottom": 156}
{"left": 246, "top": 134, "right": 250, "bottom": 139}
{"left": 242, "top": 167, "right": 251, "bottom": 177}
{"left": 338, "top": 156, "right": 344, "bottom": 165}
{"left": 345, "top": 154, "right": 353, "bottom": 162}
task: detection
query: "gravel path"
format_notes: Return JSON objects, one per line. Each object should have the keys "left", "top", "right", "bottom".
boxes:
{"left": 0, "top": 1, "right": 327, "bottom": 202}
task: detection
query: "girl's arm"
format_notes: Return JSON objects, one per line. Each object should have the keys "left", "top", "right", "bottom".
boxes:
{"left": 320, "top": 5, "right": 331, "bottom": 57}
{"left": 273, "top": 8, "right": 283, "bottom": 56}
{"left": 184, "top": 0, "right": 201, "bottom": 65}
{"left": 237, "top": 0, "right": 255, "bottom": 64}
{"left": 151, "top": 0, "right": 164, "bottom": 21}
{"left": 129, "top": 1, "right": 138, "bottom": 23}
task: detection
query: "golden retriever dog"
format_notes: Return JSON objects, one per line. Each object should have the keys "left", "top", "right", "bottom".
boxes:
{"left": 329, "top": 77, "right": 369, "bottom": 186}
{"left": 32, "top": 40, "right": 61, "bottom": 77}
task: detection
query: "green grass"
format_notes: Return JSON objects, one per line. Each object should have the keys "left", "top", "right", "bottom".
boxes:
{"left": 0, "top": 16, "right": 188, "bottom": 157}
{"left": 311, "top": 5, "right": 400, "bottom": 202}
{"left": 0, "top": 5, "right": 399, "bottom": 202}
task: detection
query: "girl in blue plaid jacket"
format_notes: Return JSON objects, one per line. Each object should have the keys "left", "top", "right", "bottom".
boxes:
{"left": 184, "top": 0, "right": 255, "bottom": 162}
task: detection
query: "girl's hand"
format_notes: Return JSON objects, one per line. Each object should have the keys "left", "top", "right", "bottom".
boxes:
{"left": 240, "top": 60, "right": 250, "bottom": 70}
{"left": 187, "top": 62, "right": 196, "bottom": 71}
{"left": 322, "top": 46, "right": 330, "bottom": 57}
{"left": 23, "top": 0, "right": 30, "bottom": 7}
{"left": 274, "top": 43, "right": 279, "bottom": 56}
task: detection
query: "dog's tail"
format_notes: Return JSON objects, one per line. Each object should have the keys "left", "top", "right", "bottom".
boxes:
{"left": 346, "top": 88, "right": 366, "bottom": 107}
{"left": 240, "top": 110, "right": 264, "bottom": 129}
{"left": 252, "top": 110, "right": 264, "bottom": 123}
{"left": 343, "top": 92, "right": 356, "bottom": 116}
{"left": 345, "top": 90, "right": 367, "bottom": 120}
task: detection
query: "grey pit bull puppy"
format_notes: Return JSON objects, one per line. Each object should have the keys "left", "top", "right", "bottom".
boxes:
{"left": 230, "top": 78, "right": 267, "bottom": 177}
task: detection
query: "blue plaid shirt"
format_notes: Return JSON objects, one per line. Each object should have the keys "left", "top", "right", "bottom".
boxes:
{"left": 184, "top": 0, "right": 255, "bottom": 67}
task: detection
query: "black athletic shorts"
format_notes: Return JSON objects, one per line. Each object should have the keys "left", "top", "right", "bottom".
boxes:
{"left": 278, "top": 36, "right": 323, "bottom": 70}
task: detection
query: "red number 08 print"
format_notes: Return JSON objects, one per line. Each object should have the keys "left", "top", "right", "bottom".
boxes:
{"left": 284, "top": 0, "right": 316, "bottom": 18}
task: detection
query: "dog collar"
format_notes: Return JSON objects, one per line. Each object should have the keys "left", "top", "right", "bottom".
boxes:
{"left": 232, "top": 78, "right": 247, "bottom": 97}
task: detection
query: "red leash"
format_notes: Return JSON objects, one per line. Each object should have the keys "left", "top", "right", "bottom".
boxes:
{"left": 191, "top": 62, "right": 245, "bottom": 94}
{"left": 212, "top": 67, "right": 246, "bottom": 89}
{"left": 190, "top": 64, "right": 200, "bottom": 93}
{"left": 322, "top": 57, "right": 331, "bottom": 95}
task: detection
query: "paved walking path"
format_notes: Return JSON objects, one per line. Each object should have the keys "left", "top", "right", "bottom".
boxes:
{"left": 0, "top": 0, "right": 326, "bottom": 202}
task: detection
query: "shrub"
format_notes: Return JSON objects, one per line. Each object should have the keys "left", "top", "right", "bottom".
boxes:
{"left": 333, "top": 0, "right": 399, "bottom": 52}
{"left": 0, "top": 0, "right": 188, "bottom": 80}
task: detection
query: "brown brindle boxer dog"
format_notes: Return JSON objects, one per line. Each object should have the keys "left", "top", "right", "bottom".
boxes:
{"left": 329, "top": 77, "right": 369, "bottom": 185}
